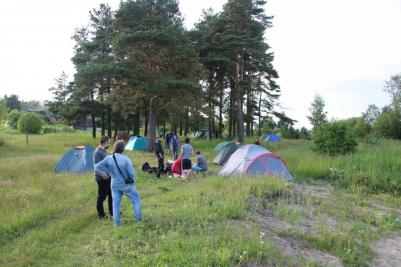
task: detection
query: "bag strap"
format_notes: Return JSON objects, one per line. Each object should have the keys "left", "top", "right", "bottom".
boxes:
{"left": 112, "top": 153, "right": 125, "bottom": 178}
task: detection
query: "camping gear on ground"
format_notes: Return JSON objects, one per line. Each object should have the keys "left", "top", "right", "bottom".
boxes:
{"left": 214, "top": 141, "right": 229, "bottom": 153}
{"left": 125, "top": 136, "right": 148, "bottom": 151}
{"left": 141, "top": 162, "right": 160, "bottom": 174}
{"left": 262, "top": 133, "right": 281, "bottom": 143}
{"left": 217, "top": 144, "right": 292, "bottom": 180}
{"left": 113, "top": 153, "right": 134, "bottom": 184}
{"left": 213, "top": 142, "right": 241, "bottom": 165}
{"left": 54, "top": 145, "right": 94, "bottom": 173}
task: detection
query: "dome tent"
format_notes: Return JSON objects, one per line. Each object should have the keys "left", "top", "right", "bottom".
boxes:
{"left": 217, "top": 144, "right": 292, "bottom": 181}
{"left": 213, "top": 142, "right": 241, "bottom": 165}
{"left": 54, "top": 146, "right": 94, "bottom": 173}
{"left": 125, "top": 136, "right": 148, "bottom": 151}
{"left": 214, "top": 141, "right": 229, "bottom": 153}
{"left": 263, "top": 134, "right": 281, "bottom": 143}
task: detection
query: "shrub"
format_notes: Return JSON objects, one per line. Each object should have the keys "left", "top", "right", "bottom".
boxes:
{"left": 7, "top": 110, "right": 21, "bottom": 129}
{"left": 18, "top": 113, "right": 44, "bottom": 145}
{"left": 373, "top": 108, "right": 401, "bottom": 139}
{"left": 312, "top": 121, "right": 358, "bottom": 156}
{"left": 0, "top": 139, "right": 4, "bottom": 146}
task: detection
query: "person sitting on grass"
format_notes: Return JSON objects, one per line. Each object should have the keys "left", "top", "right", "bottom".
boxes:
{"left": 181, "top": 137, "right": 193, "bottom": 180}
{"left": 192, "top": 151, "right": 208, "bottom": 174}
{"left": 171, "top": 156, "right": 182, "bottom": 178}
{"left": 95, "top": 140, "right": 142, "bottom": 226}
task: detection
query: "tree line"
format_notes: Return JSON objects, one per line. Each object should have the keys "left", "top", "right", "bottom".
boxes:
{"left": 46, "top": 0, "right": 283, "bottom": 151}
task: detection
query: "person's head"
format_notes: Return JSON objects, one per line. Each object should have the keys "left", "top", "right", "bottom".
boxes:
{"left": 99, "top": 136, "right": 110, "bottom": 149}
{"left": 158, "top": 134, "right": 164, "bottom": 140}
{"left": 114, "top": 140, "right": 125, "bottom": 154}
{"left": 185, "top": 137, "right": 190, "bottom": 144}
{"left": 256, "top": 138, "right": 259, "bottom": 142}
{"left": 196, "top": 151, "right": 201, "bottom": 155}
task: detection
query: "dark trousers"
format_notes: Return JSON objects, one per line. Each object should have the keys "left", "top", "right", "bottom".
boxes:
{"left": 157, "top": 156, "right": 164, "bottom": 178}
{"left": 96, "top": 179, "right": 112, "bottom": 217}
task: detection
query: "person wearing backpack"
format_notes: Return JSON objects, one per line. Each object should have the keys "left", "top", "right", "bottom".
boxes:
{"left": 155, "top": 134, "right": 165, "bottom": 179}
{"left": 95, "top": 140, "right": 142, "bottom": 226}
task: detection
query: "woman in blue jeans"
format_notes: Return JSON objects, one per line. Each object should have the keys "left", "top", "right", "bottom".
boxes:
{"left": 95, "top": 140, "right": 142, "bottom": 226}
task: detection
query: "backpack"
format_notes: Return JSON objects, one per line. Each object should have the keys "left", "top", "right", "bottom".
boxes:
{"left": 141, "top": 162, "right": 151, "bottom": 172}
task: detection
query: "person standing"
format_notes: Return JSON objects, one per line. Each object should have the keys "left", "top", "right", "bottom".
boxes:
{"left": 181, "top": 137, "right": 193, "bottom": 180}
{"left": 172, "top": 133, "right": 180, "bottom": 160}
{"left": 95, "top": 140, "right": 142, "bottom": 226}
{"left": 155, "top": 134, "right": 165, "bottom": 179}
{"left": 165, "top": 132, "right": 170, "bottom": 154}
{"left": 93, "top": 136, "right": 112, "bottom": 219}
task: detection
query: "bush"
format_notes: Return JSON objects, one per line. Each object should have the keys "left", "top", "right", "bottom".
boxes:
{"left": 0, "top": 139, "right": 4, "bottom": 146}
{"left": 373, "top": 108, "right": 401, "bottom": 139}
{"left": 312, "top": 121, "right": 358, "bottom": 156}
{"left": 7, "top": 110, "right": 21, "bottom": 129}
{"left": 18, "top": 113, "right": 44, "bottom": 134}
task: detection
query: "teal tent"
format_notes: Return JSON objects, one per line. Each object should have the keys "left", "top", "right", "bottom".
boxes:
{"left": 213, "top": 142, "right": 241, "bottom": 165}
{"left": 214, "top": 141, "right": 229, "bottom": 153}
{"left": 54, "top": 146, "right": 94, "bottom": 173}
{"left": 125, "top": 137, "right": 148, "bottom": 151}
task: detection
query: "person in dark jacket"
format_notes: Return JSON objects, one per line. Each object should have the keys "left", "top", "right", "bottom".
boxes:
{"left": 155, "top": 134, "right": 164, "bottom": 179}
{"left": 172, "top": 133, "right": 179, "bottom": 160}
{"left": 93, "top": 136, "right": 112, "bottom": 219}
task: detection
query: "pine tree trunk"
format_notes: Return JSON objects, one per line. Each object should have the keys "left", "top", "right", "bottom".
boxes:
{"left": 26, "top": 134, "right": 29, "bottom": 146}
{"left": 235, "top": 53, "right": 245, "bottom": 143}
{"left": 184, "top": 107, "right": 189, "bottom": 136}
{"left": 258, "top": 92, "right": 262, "bottom": 136}
{"left": 134, "top": 107, "right": 140, "bottom": 135}
{"left": 107, "top": 105, "right": 112, "bottom": 138}
{"left": 179, "top": 121, "right": 183, "bottom": 136}
{"left": 147, "top": 96, "right": 157, "bottom": 152}
{"left": 219, "top": 93, "right": 223, "bottom": 139}
{"left": 101, "top": 113, "right": 106, "bottom": 136}
{"left": 91, "top": 114, "right": 96, "bottom": 139}
{"left": 144, "top": 107, "right": 149, "bottom": 137}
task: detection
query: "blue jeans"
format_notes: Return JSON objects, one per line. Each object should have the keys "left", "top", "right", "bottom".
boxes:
{"left": 111, "top": 182, "right": 142, "bottom": 226}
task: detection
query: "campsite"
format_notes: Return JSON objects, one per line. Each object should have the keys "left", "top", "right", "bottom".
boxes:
{"left": 1, "top": 0, "right": 401, "bottom": 266}
{"left": 1, "top": 129, "right": 401, "bottom": 266}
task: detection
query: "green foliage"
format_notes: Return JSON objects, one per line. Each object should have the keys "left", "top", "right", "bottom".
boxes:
{"left": 7, "top": 110, "right": 22, "bottom": 129}
{"left": 42, "top": 124, "right": 74, "bottom": 134}
{"left": 355, "top": 117, "right": 371, "bottom": 137}
{"left": 0, "top": 101, "right": 7, "bottom": 123}
{"left": 373, "top": 107, "right": 401, "bottom": 139}
{"left": 0, "top": 139, "right": 4, "bottom": 146}
{"left": 3, "top": 94, "right": 22, "bottom": 111}
{"left": 17, "top": 113, "right": 44, "bottom": 135}
{"left": 312, "top": 121, "right": 358, "bottom": 156}
{"left": 307, "top": 94, "right": 327, "bottom": 131}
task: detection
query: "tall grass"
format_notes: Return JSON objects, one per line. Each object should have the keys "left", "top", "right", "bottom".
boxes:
{"left": 265, "top": 139, "right": 401, "bottom": 195}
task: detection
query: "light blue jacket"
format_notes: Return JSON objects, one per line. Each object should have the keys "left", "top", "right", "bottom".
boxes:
{"left": 95, "top": 153, "right": 136, "bottom": 186}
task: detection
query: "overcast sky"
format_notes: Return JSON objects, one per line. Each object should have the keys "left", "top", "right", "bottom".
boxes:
{"left": 1, "top": 0, "right": 400, "bottom": 127}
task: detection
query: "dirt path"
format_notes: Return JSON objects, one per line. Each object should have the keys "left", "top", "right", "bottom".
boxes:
{"left": 257, "top": 215, "right": 343, "bottom": 267}
{"left": 372, "top": 236, "right": 401, "bottom": 267}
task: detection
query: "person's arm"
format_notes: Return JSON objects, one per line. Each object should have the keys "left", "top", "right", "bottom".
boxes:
{"left": 95, "top": 157, "right": 111, "bottom": 180}
{"left": 126, "top": 157, "right": 137, "bottom": 181}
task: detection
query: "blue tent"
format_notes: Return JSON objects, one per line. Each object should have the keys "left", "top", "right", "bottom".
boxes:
{"left": 217, "top": 144, "right": 292, "bottom": 181}
{"left": 54, "top": 146, "right": 95, "bottom": 173}
{"left": 125, "top": 137, "right": 148, "bottom": 151}
{"left": 263, "top": 134, "right": 281, "bottom": 143}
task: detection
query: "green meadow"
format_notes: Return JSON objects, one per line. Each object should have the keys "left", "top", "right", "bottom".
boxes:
{"left": 1, "top": 129, "right": 400, "bottom": 266}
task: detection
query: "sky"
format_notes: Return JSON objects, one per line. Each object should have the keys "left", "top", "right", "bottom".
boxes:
{"left": 1, "top": 0, "right": 400, "bottom": 127}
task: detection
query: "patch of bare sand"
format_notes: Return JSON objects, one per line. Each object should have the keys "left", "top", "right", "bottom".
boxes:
{"left": 372, "top": 236, "right": 401, "bottom": 267}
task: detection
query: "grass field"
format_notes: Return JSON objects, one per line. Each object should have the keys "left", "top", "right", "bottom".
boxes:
{"left": 1, "top": 129, "right": 401, "bottom": 266}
